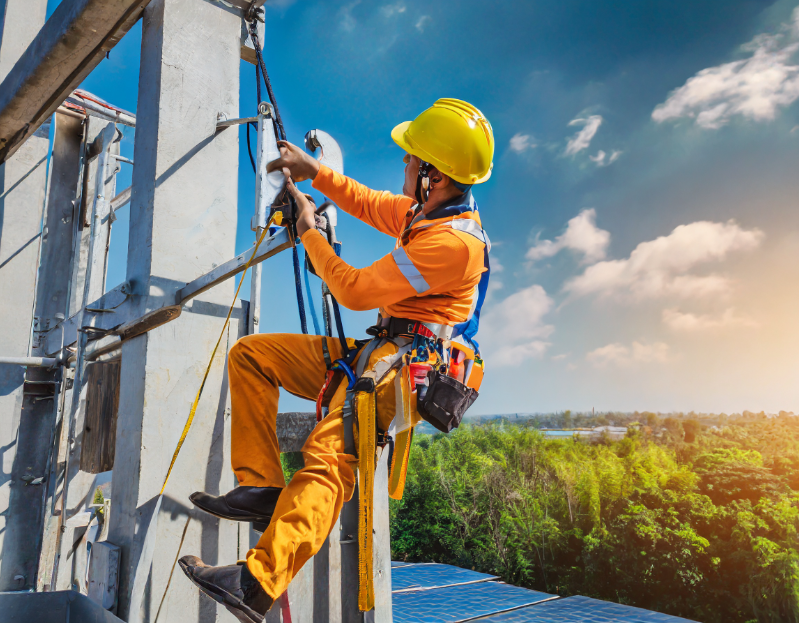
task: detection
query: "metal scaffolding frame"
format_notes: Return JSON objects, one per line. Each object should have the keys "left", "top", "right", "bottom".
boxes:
{"left": 0, "top": 1, "right": 391, "bottom": 621}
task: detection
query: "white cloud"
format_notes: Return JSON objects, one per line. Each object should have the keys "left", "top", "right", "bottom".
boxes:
{"left": 653, "top": 8, "right": 799, "bottom": 129}
{"left": 486, "top": 256, "right": 505, "bottom": 295}
{"left": 509, "top": 133, "right": 536, "bottom": 153}
{"left": 662, "top": 307, "right": 759, "bottom": 332}
{"left": 339, "top": 0, "right": 361, "bottom": 31}
{"left": 589, "top": 149, "right": 622, "bottom": 166}
{"left": 526, "top": 209, "right": 610, "bottom": 264}
{"left": 415, "top": 15, "right": 432, "bottom": 32}
{"left": 586, "top": 341, "right": 671, "bottom": 368}
{"left": 381, "top": 2, "right": 406, "bottom": 17}
{"left": 565, "top": 115, "right": 603, "bottom": 156}
{"left": 480, "top": 285, "right": 554, "bottom": 367}
{"left": 565, "top": 220, "right": 764, "bottom": 300}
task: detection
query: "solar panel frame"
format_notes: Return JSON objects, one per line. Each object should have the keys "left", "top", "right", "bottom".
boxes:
{"left": 392, "top": 580, "right": 556, "bottom": 623}
{"left": 475, "top": 595, "right": 700, "bottom": 623}
{"left": 392, "top": 563, "right": 499, "bottom": 593}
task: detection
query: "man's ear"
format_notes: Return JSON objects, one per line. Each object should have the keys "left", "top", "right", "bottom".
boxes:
{"left": 429, "top": 168, "right": 448, "bottom": 188}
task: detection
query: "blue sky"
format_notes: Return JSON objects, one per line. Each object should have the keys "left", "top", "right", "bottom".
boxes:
{"left": 51, "top": 0, "right": 799, "bottom": 413}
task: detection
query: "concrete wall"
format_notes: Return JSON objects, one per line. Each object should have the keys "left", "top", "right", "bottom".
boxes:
{"left": 107, "top": 1, "right": 243, "bottom": 620}
{"left": 0, "top": 0, "right": 51, "bottom": 592}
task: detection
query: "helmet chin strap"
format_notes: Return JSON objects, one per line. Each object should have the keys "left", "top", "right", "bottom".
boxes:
{"left": 414, "top": 160, "right": 432, "bottom": 205}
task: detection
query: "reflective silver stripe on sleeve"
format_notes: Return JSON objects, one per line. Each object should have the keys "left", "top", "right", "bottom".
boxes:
{"left": 391, "top": 247, "right": 430, "bottom": 294}
{"left": 451, "top": 218, "right": 491, "bottom": 252}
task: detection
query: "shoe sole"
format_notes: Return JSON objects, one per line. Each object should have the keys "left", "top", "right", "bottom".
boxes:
{"left": 178, "top": 559, "right": 263, "bottom": 623}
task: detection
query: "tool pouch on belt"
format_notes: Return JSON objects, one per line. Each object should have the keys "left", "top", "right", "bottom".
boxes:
{"left": 417, "top": 369, "right": 479, "bottom": 433}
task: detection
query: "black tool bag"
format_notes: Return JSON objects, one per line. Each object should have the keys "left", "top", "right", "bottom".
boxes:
{"left": 416, "top": 369, "right": 478, "bottom": 433}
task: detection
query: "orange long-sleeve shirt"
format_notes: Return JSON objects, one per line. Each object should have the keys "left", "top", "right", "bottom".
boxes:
{"left": 302, "top": 165, "right": 486, "bottom": 326}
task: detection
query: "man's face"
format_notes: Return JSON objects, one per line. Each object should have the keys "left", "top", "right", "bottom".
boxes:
{"left": 402, "top": 153, "right": 419, "bottom": 199}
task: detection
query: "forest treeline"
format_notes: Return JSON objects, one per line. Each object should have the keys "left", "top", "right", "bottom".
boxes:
{"left": 389, "top": 413, "right": 799, "bottom": 623}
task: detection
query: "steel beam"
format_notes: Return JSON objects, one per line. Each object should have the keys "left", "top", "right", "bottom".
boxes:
{"left": 40, "top": 226, "right": 292, "bottom": 357}
{"left": 0, "top": 0, "right": 268, "bottom": 163}
{"left": 175, "top": 226, "right": 291, "bottom": 305}
{"left": 0, "top": 0, "right": 152, "bottom": 163}
{"left": 33, "top": 110, "right": 85, "bottom": 592}
{"left": 53, "top": 116, "right": 122, "bottom": 593}
{"left": 67, "top": 92, "right": 136, "bottom": 128}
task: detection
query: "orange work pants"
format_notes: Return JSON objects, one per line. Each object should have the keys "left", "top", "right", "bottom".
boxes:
{"left": 227, "top": 333, "right": 397, "bottom": 599}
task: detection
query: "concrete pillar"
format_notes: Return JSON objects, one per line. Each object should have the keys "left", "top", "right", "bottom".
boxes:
{"left": 107, "top": 1, "right": 242, "bottom": 620}
{"left": 279, "top": 440, "right": 393, "bottom": 623}
{"left": 0, "top": 0, "right": 52, "bottom": 593}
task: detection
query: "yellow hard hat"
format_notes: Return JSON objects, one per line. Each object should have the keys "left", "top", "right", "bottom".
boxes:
{"left": 392, "top": 98, "right": 494, "bottom": 185}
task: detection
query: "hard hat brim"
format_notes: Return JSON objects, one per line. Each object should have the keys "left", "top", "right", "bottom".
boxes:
{"left": 391, "top": 120, "right": 493, "bottom": 185}
{"left": 391, "top": 121, "right": 413, "bottom": 153}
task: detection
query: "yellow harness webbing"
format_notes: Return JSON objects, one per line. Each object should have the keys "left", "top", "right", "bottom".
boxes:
{"left": 356, "top": 377, "right": 377, "bottom": 611}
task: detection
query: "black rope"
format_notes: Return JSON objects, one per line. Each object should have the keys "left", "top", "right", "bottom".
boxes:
{"left": 255, "top": 51, "right": 262, "bottom": 110}
{"left": 245, "top": 122, "right": 256, "bottom": 174}
{"left": 292, "top": 246, "right": 308, "bottom": 335}
{"left": 331, "top": 297, "right": 349, "bottom": 357}
{"left": 248, "top": 21, "right": 286, "bottom": 141}
{"left": 248, "top": 15, "right": 311, "bottom": 335}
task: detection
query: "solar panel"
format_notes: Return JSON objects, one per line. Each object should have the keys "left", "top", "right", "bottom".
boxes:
{"left": 478, "top": 595, "right": 698, "bottom": 623}
{"left": 392, "top": 563, "right": 498, "bottom": 592}
{"left": 392, "top": 580, "right": 555, "bottom": 623}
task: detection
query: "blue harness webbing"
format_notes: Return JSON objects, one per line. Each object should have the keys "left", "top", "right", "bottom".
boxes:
{"left": 424, "top": 196, "right": 490, "bottom": 354}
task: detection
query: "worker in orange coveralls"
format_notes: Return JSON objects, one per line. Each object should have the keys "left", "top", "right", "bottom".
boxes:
{"left": 178, "top": 99, "right": 494, "bottom": 623}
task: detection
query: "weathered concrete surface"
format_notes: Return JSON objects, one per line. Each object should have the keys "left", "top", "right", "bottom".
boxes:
{"left": 0, "top": 0, "right": 51, "bottom": 593}
{"left": 371, "top": 450, "right": 393, "bottom": 623}
{"left": 107, "top": 1, "right": 242, "bottom": 620}
{"left": 0, "top": 0, "right": 152, "bottom": 163}
{"left": 276, "top": 412, "right": 317, "bottom": 453}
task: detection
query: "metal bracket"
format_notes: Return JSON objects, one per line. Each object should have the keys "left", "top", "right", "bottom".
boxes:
{"left": 304, "top": 129, "right": 344, "bottom": 175}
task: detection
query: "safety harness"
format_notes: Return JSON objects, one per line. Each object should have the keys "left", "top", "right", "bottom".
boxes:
{"left": 310, "top": 189, "right": 490, "bottom": 611}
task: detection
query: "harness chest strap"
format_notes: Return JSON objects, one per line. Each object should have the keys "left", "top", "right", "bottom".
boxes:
{"left": 393, "top": 198, "right": 491, "bottom": 353}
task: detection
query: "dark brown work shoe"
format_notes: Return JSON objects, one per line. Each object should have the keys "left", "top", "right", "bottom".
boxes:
{"left": 178, "top": 555, "right": 273, "bottom": 623}
{"left": 189, "top": 486, "right": 282, "bottom": 533}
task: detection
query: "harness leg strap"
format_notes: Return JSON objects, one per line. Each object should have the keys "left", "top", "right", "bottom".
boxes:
{"left": 341, "top": 338, "right": 381, "bottom": 457}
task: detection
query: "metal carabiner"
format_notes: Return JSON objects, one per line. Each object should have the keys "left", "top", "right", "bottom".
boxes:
{"left": 331, "top": 358, "right": 358, "bottom": 390}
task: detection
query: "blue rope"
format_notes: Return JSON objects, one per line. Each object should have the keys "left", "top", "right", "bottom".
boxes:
{"left": 303, "top": 264, "right": 322, "bottom": 336}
